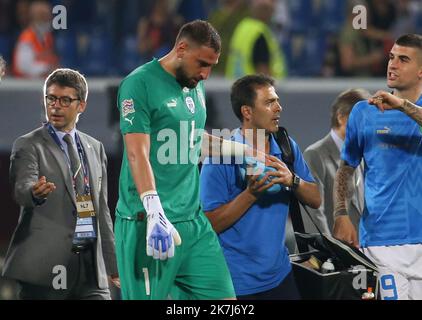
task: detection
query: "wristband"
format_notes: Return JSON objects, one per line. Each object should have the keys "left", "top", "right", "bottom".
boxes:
{"left": 141, "top": 191, "right": 163, "bottom": 217}
{"left": 140, "top": 190, "right": 157, "bottom": 201}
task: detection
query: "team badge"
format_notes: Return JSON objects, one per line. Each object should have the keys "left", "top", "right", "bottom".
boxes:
{"left": 122, "top": 99, "right": 135, "bottom": 117}
{"left": 185, "top": 97, "right": 195, "bottom": 114}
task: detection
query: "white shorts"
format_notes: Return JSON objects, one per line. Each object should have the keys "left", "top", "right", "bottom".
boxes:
{"left": 362, "top": 244, "right": 422, "bottom": 300}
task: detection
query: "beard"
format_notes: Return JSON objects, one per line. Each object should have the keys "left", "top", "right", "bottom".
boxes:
{"left": 175, "top": 65, "right": 199, "bottom": 89}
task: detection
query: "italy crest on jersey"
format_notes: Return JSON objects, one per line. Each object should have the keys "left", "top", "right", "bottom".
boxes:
{"left": 185, "top": 97, "right": 195, "bottom": 114}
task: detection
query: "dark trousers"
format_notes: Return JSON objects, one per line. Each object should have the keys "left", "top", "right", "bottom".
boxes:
{"left": 237, "top": 271, "right": 301, "bottom": 300}
{"left": 18, "top": 246, "right": 110, "bottom": 300}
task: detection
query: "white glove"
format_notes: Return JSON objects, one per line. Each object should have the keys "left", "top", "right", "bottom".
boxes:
{"left": 142, "top": 192, "right": 182, "bottom": 260}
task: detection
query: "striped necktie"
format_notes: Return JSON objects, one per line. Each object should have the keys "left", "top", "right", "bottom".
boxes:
{"left": 63, "top": 134, "right": 84, "bottom": 195}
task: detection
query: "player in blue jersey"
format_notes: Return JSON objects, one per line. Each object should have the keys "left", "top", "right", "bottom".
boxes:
{"left": 333, "top": 34, "right": 422, "bottom": 300}
{"left": 200, "top": 74, "right": 320, "bottom": 299}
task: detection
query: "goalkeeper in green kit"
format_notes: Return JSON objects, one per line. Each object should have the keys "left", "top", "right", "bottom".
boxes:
{"left": 115, "top": 20, "right": 268, "bottom": 300}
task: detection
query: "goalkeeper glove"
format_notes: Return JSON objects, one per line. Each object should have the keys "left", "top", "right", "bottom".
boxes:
{"left": 142, "top": 192, "right": 182, "bottom": 260}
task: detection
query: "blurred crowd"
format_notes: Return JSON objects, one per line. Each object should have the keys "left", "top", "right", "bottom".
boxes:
{"left": 0, "top": 0, "right": 421, "bottom": 79}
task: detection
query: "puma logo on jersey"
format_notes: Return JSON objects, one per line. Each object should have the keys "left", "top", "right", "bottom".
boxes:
{"left": 167, "top": 99, "right": 177, "bottom": 108}
{"left": 124, "top": 117, "right": 134, "bottom": 126}
{"left": 376, "top": 127, "right": 391, "bottom": 135}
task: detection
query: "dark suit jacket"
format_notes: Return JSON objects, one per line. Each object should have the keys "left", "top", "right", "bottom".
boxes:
{"left": 302, "top": 133, "right": 364, "bottom": 235}
{"left": 2, "top": 125, "right": 118, "bottom": 289}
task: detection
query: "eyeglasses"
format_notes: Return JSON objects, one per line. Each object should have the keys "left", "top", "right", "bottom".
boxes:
{"left": 45, "top": 95, "right": 80, "bottom": 108}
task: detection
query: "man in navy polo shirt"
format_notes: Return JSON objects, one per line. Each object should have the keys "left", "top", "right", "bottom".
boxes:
{"left": 200, "top": 74, "right": 320, "bottom": 299}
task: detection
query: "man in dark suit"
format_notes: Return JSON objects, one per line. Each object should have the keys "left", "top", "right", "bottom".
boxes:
{"left": 302, "top": 89, "right": 370, "bottom": 235}
{"left": 2, "top": 68, "right": 119, "bottom": 299}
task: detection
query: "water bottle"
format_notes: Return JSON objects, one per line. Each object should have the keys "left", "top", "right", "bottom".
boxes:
{"left": 240, "top": 157, "right": 284, "bottom": 194}
{"left": 320, "top": 258, "right": 335, "bottom": 274}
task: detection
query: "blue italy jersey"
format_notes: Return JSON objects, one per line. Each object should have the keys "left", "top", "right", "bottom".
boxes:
{"left": 342, "top": 96, "right": 422, "bottom": 247}
{"left": 200, "top": 128, "right": 315, "bottom": 296}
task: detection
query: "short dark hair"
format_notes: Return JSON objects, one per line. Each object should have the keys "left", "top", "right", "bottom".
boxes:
{"left": 330, "top": 88, "right": 370, "bottom": 128}
{"left": 395, "top": 34, "right": 422, "bottom": 50}
{"left": 231, "top": 74, "right": 275, "bottom": 121}
{"left": 44, "top": 68, "right": 88, "bottom": 101}
{"left": 175, "top": 20, "right": 221, "bottom": 53}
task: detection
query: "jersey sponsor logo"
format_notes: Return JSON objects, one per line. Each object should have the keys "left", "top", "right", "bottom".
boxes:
{"left": 376, "top": 127, "right": 391, "bottom": 135}
{"left": 167, "top": 99, "right": 177, "bottom": 108}
{"left": 122, "top": 99, "right": 135, "bottom": 117}
{"left": 185, "top": 97, "right": 195, "bottom": 114}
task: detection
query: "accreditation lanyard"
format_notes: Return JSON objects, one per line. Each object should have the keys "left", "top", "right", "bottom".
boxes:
{"left": 46, "top": 123, "right": 97, "bottom": 241}
{"left": 46, "top": 123, "right": 91, "bottom": 195}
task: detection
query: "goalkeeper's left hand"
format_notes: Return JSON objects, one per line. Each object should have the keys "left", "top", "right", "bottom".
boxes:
{"left": 142, "top": 192, "right": 182, "bottom": 260}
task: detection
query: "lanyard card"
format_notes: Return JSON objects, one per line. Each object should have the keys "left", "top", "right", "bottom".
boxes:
{"left": 75, "top": 195, "right": 97, "bottom": 239}
{"left": 76, "top": 195, "right": 96, "bottom": 218}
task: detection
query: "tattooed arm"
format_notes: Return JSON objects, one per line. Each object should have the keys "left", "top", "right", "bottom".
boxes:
{"left": 369, "top": 90, "right": 422, "bottom": 126}
{"left": 333, "top": 161, "right": 359, "bottom": 247}
{"left": 399, "top": 99, "right": 422, "bottom": 126}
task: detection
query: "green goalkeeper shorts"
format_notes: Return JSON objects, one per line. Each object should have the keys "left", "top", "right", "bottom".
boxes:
{"left": 114, "top": 210, "right": 235, "bottom": 300}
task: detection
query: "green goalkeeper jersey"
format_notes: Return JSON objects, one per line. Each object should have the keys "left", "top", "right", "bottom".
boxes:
{"left": 116, "top": 59, "right": 206, "bottom": 223}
